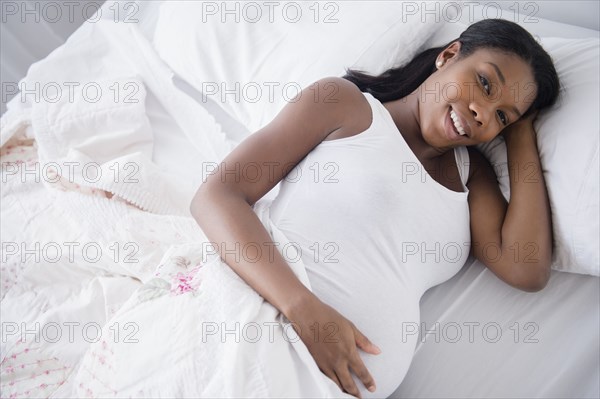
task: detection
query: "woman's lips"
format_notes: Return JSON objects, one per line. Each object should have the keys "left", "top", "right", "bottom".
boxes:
{"left": 445, "top": 107, "right": 462, "bottom": 141}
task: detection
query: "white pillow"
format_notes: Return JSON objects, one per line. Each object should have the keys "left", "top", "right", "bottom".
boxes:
{"left": 478, "top": 37, "right": 599, "bottom": 276}
{"left": 152, "top": 0, "right": 452, "bottom": 135}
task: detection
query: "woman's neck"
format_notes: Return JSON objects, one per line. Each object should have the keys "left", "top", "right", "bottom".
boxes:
{"left": 383, "top": 90, "right": 448, "bottom": 162}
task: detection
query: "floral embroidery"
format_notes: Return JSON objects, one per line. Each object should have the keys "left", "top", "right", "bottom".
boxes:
{"left": 137, "top": 278, "right": 171, "bottom": 303}
{"left": 173, "top": 256, "right": 191, "bottom": 268}
{"left": 138, "top": 254, "right": 205, "bottom": 303}
{"left": 170, "top": 265, "right": 202, "bottom": 296}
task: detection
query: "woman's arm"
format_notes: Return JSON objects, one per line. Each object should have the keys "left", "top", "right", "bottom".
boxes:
{"left": 191, "top": 77, "right": 380, "bottom": 397}
{"left": 501, "top": 114, "right": 553, "bottom": 287}
{"left": 467, "top": 114, "right": 552, "bottom": 292}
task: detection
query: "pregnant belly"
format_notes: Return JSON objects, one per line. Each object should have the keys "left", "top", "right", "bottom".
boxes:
{"left": 307, "top": 272, "right": 422, "bottom": 398}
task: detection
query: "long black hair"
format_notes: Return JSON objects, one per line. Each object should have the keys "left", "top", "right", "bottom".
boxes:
{"left": 342, "top": 19, "right": 560, "bottom": 118}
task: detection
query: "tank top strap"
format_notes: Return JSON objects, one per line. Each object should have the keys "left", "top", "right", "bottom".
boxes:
{"left": 453, "top": 145, "right": 470, "bottom": 191}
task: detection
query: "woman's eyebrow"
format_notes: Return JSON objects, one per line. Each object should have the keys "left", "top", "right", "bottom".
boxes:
{"left": 512, "top": 107, "right": 523, "bottom": 118}
{"left": 485, "top": 62, "right": 506, "bottom": 85}
{"left": 486, "top": 61, "right": 523, "bottom": 118}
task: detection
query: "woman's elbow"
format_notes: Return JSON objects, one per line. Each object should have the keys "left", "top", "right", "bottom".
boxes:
{"left": 515, "top": 262, "right": 551, "bottom": 292}
{"left": 189, "top": 182, "right": 245, "bottom": 222}
{"left": 190, "top": 184, "right": 211, "bottom": 221}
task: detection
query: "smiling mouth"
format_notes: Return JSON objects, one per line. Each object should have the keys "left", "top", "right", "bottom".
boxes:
{"left": 450, "top": 108, "right": 467, "bottom": 136}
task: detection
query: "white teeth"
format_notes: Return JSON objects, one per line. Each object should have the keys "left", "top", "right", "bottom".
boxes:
{"left": 450, "top": 109, "right": 467, "bottom": 136}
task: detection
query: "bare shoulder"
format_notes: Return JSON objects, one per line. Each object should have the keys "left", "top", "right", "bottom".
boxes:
{"left": 192, "top": 76, "right": 372, "bottom": 208}
{"left": 322, "top": 77, "right": 374, "bottom": 141}
{"left": 266, "top": 76, "right": 367, "bottom": 141}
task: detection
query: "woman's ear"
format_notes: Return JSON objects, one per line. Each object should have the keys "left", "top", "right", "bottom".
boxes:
{"left": 436, "top": 41, "right": 462, "bottom": 68}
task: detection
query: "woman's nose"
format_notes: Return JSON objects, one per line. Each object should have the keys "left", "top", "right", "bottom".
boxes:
{"left": 469, "top": 102, "right": 487, "bottom": 127}
{"left": 468, "top": 101, "right": 499, "bottom": 142}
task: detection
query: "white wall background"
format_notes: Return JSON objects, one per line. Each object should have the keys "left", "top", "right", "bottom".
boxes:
{"left": 476, "top": 0, "right": 599, "bottom": 31}
{"left": 1, "top": 0, "right": 107, "bottom": 116}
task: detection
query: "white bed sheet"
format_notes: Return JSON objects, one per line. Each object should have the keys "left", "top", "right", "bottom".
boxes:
{"left": 1, "top": 1, "right": 598, "bottom": 398}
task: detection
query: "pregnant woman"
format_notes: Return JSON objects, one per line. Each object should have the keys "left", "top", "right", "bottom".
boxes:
{"left": 191, "top": 19, "right": 559, "bottom": 398}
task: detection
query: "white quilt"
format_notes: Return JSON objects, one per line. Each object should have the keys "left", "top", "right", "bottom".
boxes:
{"left": 0, "top": 20, "right": 351, "bottom": 398}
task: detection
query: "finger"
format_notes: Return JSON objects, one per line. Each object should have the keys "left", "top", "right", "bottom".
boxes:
{"left": 349, "top": 351, "right": 377, "bottom": 393}
{"left": 322, "top": 367, "right": 343, "bottom": 393}
{"left": 352, "top": 325, "right": 381, "bottom": 355}
{"left": 334, "top": 366, "right": 362, "bottom": 399}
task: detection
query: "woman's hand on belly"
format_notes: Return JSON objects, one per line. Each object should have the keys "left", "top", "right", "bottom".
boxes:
{"left": 287, "top": 294, "right": 382, "bottom": 398}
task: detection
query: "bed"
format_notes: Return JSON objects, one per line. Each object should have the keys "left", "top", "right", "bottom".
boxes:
{"left": 1, "top": 1, "right": 598, "bottom": 398}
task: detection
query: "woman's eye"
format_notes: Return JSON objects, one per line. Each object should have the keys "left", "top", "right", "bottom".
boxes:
{"left": 478, "top": 74, "right": 490, "bottom": 94}
{"left": 497, "top": 110, "right": 508, "bottom": 125}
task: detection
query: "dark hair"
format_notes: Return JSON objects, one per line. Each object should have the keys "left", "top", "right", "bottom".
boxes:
{"left": 342, "top": 19, "right": 560, "bottom": 118}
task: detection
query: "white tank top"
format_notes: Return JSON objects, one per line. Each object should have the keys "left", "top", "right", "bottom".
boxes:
{"left": 268, "top": 91, "right": 471, "bottom": 397}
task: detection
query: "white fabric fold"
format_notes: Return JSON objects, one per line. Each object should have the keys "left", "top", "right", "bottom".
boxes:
{"left": 66, "top": 198, "right": 351, "bottom": 398}
{"left": 0, "top": 19, "right": 238, "bottom": 216}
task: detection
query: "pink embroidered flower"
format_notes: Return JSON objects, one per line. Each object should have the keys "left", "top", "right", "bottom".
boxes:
{"left": 171, "top": 272, "right": 194, "bottom": 295}
{"left": 170, "top": 265, "right": 202, "bottom": 295}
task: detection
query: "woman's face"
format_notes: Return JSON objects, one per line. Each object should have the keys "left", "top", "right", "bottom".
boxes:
{"left": 418, "top": 42, "right": 537, "bottom": 149}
